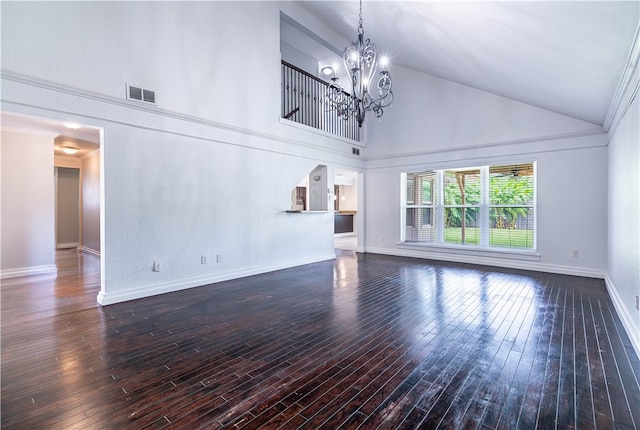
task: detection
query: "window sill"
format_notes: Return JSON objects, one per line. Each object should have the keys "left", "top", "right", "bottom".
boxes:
{"left": 398, "top": 242, "right": 541, "bottom": 262}
{"left": 285, "top": 210, "right": 331, "bottom": 214}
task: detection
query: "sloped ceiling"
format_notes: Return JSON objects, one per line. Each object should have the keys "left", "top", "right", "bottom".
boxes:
{"left": 294, "top": 1, "right": 640, "bottom": 126}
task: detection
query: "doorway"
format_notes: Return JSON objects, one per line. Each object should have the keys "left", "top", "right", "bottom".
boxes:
{"left": 55, "top": 167, "right": 80, "bottom": 249}
{"left": 0, "top": 111, "right": 103, "bottom": 290}
{"left": 334, "top": 168, "right": 359, "bottom": 252}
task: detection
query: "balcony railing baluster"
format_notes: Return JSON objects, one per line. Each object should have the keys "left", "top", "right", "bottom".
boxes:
{"left": 281, "top": 60, "right": 360, "bottom": 142}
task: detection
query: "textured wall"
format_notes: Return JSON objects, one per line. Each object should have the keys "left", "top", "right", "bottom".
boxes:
{"left": 82, "top": 151, "right": 101, "bottom": 254}
{"left": 1, "top": 1, "right": 363, "bottom": 302}
{"left": 364, "top": 66, "right": 602, "bottom": 160}
{"left": 607, "top": 66, "right": 640, "bottom": 354}
{"left": 363, "top": 64, "right": 608, "bottom": 277}
{"left": 1, "top": 130, "right": 56, "bottom": 277}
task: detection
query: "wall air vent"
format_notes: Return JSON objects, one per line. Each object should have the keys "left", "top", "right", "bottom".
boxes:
{"left": 143, "top": 90, "right": 156, "bottom": 104}
{"left": 352, "top": 147, "right": 360, "bottom": 156}
{"left": 127, "top": 84, "right": 156, "bottom": 105}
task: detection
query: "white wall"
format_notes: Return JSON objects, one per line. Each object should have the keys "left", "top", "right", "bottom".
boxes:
{"left": 338, "top": 185, "right": 358, "bottom": 212}
{"left": 364, "top": 65, "right": 608, "bottom": 277}
{"left": 607, "top": 65, "right": 640, "bottom": 357}
{"left": 1, "top": 1, "right": 364, "bottom": 303}
{"left": 365, "top": 66, "right": 602, "bottom": 159}
{"left": 82, "top": 150, "right": 101, "bottom": 255}
{"left": 2, "top": 2, "right": 279, "bottom": 135}
{"left": 1, "top": 129, "right": 57, "bottom": 278}
{"left": 280, "top": 40, "right": 318, "bottom": 76}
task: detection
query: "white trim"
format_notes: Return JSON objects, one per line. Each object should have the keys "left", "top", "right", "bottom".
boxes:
{"left": 398, "top": 242, "right": 541, "bottom": 262}
{"left": 604, "top": 273, "right": 640, "bottom": 360}
{"left": 366, "top": 130, "right": 606, "bottom": 164}
{"left": 0, "top": 70, "right": 362, "bottom": 159}
{"left": 365, "top": 246, "right": 605, "bottom": 279}
{"left": 334, "top": 232, "right": 356, "bottom": 238}
{"left": 97, "top": 253, "right": 336, "bottom": 305}
{"left": 606, "top": 77, "right": 640, "bottom": 141}
{"left": 56, "top": 242, "right": 79, "bottom": 249}
{"left": 0, "top": 264, "right": 57, "bottom": 279}
{"left": 79, "top": 246, "right": 101, "bottom": 258}
{"left": 603, "top": 22, "right": 640, "bottom": 132}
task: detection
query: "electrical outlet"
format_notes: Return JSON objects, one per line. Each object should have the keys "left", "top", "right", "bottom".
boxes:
{"left": 201, "top": 255, "right": 207, "bottom": 264}
{"left": 571, "top": 250, "right": 580, "bottom": 259}
{"left": 152, "top": 261, "right": 160, "bottom": 272}
{"left": 216, "top": 254, "right": 223, "bottom": 263}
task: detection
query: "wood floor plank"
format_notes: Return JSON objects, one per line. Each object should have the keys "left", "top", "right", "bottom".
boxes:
{"left": 2, "top": 249, "right": 639, "bottom": 430}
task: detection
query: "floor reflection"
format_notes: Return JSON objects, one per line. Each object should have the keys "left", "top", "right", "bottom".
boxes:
{"left": 3, "top": 248, "right": 638, "bottom": 429}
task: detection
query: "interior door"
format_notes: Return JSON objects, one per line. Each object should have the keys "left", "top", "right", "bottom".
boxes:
{"left": 55, "top": 167, "right": 80, "bottom": 249}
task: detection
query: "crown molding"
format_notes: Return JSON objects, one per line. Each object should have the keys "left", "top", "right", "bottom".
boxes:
{"left": 603, "top": 22, "right": 640, "bottom": 132}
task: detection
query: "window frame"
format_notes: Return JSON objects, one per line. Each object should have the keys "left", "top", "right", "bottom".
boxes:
{"left": 403, "top": 172, "right": 438, "bottom": 242}
{"left": 401, "top": 162, "right": 537, "bottom": 252}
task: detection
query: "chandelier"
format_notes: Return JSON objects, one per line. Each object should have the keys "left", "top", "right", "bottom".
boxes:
{"left": 326, "top": 0, "right": 393, "bottom": 128}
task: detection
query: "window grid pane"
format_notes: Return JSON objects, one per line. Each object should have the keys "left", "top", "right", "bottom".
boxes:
{"left": 489, "top": 163, "right": 535, "bottom": 249}
{"left": 405, "top": 207, "right": 437, "bottom": 242}
{"left": 402, "top": 162, "right": 536, "bottom": 250}
{"left": 489, "top": 207, "right": 535, "bottom": 248}
{"left": 403, "top": 171, "right": 438, "bottom": 243}
{"left": 444, "top": 207, "right": 480, "bottom": 245}
{"left": 489, "top": 163, "right": 534, "bottom": 205}
{"left": 444, "top": 169, "right": 481, "bottom": 205}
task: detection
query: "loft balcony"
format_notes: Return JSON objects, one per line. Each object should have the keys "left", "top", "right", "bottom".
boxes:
{"left": 281, "top": 60, "right": 360, "bottom": 142}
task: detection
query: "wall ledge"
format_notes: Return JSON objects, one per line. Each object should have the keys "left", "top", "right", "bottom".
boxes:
{"left": 0, "top": 264, "right": 57, "bottom": 280}
{"left": 97, "top": 252, "right": 336, "bottom": 305}
{"left": 398, "top": 242, "right": 541, "bottom": 262}
{"left": 604, "top": 273, "right": 640, "bottom": 360}
{"left": 0, "top": 70, "right": 361, "bottom": 162}
{"left": 366, "top": 130, "right": 607, "bottom": 170}
{"left": 365, "top": 246, "right": 605, "bottom": 279}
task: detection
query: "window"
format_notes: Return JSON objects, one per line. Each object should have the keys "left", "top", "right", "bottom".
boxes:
{"left": 402, "top": 162, "right": 536, "bottom": 250}
{"left": 444, "top": 168, "right": 480, "bottom": 245}
{"left": 403, "top": 172, "right": 437, "bottom": 242}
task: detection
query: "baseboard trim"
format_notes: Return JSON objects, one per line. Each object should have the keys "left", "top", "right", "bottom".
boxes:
{"left": 604, "top": 273, "right": 640, "bottom": 360}
{"left": 0, "top": 264, "right": 58, "bottom": 279}
{"left": 57, "top": 242, "right": 79, "bottom": 249}
{"left": 364, "top": 246, "right": 605, "bottom": 279}
{"left": 97, "top": 253, "right": 336, "bottom": 305}
{"left": 334, "top": 233, "right": 356, "bottom": 238}
{"left": 79, "top": 246, "right": 101, "bottom": 258}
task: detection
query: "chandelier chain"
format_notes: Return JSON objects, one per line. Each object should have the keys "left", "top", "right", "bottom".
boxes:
{"left": 358, "top": 0, "right": 364, "bottom": 37}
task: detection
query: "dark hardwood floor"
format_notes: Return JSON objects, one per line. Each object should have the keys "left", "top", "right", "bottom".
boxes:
{"left": 2, "top": 248, "right": 639, "bottom": 429}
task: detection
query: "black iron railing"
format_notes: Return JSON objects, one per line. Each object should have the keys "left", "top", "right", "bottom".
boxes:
{"left": 281, "top": 61, "right": 360, "bottom": 141}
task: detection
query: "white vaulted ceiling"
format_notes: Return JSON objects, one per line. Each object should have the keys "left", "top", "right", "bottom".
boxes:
{"left": 294, "top": 1, "right": 640, "bottom": 127}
